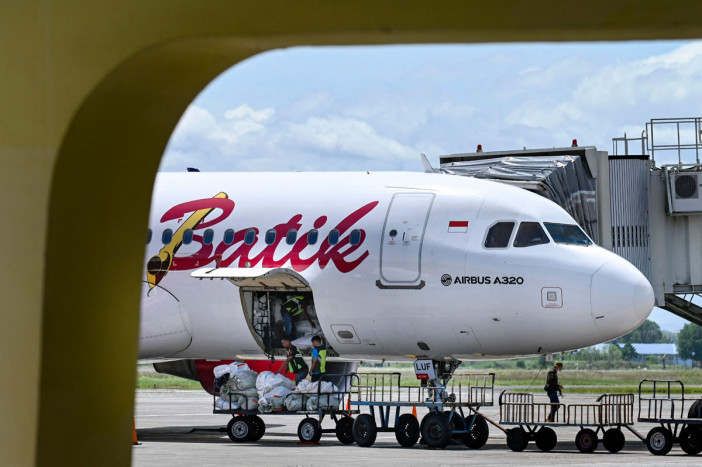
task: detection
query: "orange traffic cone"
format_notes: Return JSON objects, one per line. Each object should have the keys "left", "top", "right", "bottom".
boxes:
{"left": 132, "top": 419, "right": 139, "bottom": 445}
{"left": 411, "top": 406, "right": 417, "bottom": 418}
{"left": 346, "top": 397, "right": 353, "bottom": 417}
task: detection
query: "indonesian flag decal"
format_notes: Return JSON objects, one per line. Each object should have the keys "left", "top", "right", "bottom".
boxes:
{"left": 448, "top": 220, "right": 469, "bottom": 233}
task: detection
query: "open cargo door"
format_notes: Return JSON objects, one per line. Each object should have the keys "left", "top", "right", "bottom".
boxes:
{"left": 192, "top": 267, "right": 329, "bottom": 358}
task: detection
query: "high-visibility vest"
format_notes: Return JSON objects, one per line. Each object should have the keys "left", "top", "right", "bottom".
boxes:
{"left": 312, "top": 344, "right": 327, "bottom": 374}
{"left": 282, "top": 296, "right": 304, "bottom": 316}
{"left": 287, "top": 345, "right": 307, "bottom": 373}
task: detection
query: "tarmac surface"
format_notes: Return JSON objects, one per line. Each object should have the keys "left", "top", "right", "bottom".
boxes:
{"left": 133, "top": 389, "right": 702, "bottom": 466}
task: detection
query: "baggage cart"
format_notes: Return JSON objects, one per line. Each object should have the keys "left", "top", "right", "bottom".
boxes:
{"left": 637, "top": 379, "right": 702, "bottom": 456}
{"left": 213, "top": 373, "right": 359, "bottom": 444}
{"left": 348, "top": 372, "right": 496, "bottom": 449}
{"left": 499, "top": 391, "right": 636, "bottom": 453}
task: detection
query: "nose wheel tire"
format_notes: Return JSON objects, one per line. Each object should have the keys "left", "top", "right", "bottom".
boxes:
{"left": 227, "top": 416, "right": 253, "bottom": 443}
{"left": 535, "top": 427, "right": 557, "bottom": 452}
{"left": 602, "top": 428, "right": 625, "bottom": 453}
{"left": 506, "top": 427, "right": 529, "bottom": 452}
{"left": 463, "top": 415, "right": 489, "bottom": 449}
{"left": 420, "top": 412, "right": 453, "bottom": 449}
{"left": 575, "top": 428, "right": 598, "bottom": 453}
{"left": 395, "top": 413, "right": 420, "bottom": 447}
{"left": 645, "top": 426, "right": 673, "bottom": 456}
{"left": 335, "top": 416, "right": 355, "bottom": 445}
{"left": 353, "top": 414, "right": 378, "bottom": 447}
{"left": 679, "top": 426, "right": 702, "bottom": 455}
{"left": 298, "top": 417, "right": 322, "bottom": 443}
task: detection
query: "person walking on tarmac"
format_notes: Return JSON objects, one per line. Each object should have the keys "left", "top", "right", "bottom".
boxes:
{"left": 544, "top": 361, "right": 564, "bottom": 422}
{"left": 307, "top": 335, "right": 327, "bottom": 383}
{"left": 276, "top": 336, "right": 309, "bottom": 385}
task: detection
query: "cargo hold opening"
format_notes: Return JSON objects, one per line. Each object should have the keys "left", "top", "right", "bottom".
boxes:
{"left": 191, "top": 267, "right": 333, "bottom": 358}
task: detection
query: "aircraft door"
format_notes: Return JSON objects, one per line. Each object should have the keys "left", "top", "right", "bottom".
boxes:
{"left": 378, "top": 193, "right": 435, "bottom": 287}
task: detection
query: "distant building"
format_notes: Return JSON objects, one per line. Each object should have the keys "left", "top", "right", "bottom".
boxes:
{"left": 592, "top": 342, "right": 692, "bottom": 367}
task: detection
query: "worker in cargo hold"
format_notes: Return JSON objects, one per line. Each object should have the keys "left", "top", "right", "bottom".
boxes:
{"left": 280, "top": 295, "right": 312, "bottom": 339}
{"left": 276, "top": 336, "right": 309, "bottom": 384}
{"left": 544, "top": 361, "right": 564, "bottom": 422}
{"left": 308, "top": 335, "right": 327, "bottom": 383}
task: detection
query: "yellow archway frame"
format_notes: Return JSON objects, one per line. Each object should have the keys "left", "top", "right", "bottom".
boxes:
{"left": 2, "top": 1, "right": 702, "bottom": 465}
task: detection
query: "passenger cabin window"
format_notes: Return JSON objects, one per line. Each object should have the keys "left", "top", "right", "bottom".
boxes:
{"left": 223, "top": 229, "right": 235, "bottom": 245}
{"left": 286, "top": 229, "right": 297, "bottom": 245}
{"left": 203, "top": 228, "right": 214, "bottom": 245}
{"left": 162, "top": 229, "right": 173, "bottom": 245}
{"left": 328, "top": 229, "right": 340, "bottom": 245}
{"left": 349, "top": 229, "right": 362, "bottom": 245}
{"left": 307, "top": 229, "right": 319, "bottom": 245}
{"left": 146, "top": 229, "right": 152, "bottom": 244}
{"left": 183, "top": 229, "right": 194, "bottom": 245}
{"left": 544, "top": 223, "right": 592, "bottom": 246}
{"left": 244, "top": 228, "right": 256, "bottom": 245}
{"left": 514, "top": 222, "right": 550, "bottom": 248}
{"left": 265, "top": 229, "right": 276, "bottom": 245}
{"left": 485, "top": 222, "right": 515, "bottom": 248}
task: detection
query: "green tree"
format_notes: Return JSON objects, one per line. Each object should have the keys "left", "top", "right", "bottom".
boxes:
{"left": 618, "top": 320, "right": 665, "bottom": 344}
{"left": 621, "top": 343, "right": 638, "bottom": 361}
{"left": 677, "top": 323, "right": 702, "bottom": 367}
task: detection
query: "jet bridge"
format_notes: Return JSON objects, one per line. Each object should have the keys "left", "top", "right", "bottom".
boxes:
{"left": 438, "top": 117, "right": 702, "bottom": 326}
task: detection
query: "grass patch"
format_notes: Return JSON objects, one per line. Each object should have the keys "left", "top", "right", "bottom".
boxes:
{"left": 136, "top": 373, "right": 202, "bottom": 390}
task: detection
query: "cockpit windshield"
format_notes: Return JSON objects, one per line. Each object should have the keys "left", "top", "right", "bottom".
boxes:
{"left": 544, "top": 223, "right": 592, "bottom": 246}
{"left": 513, "top": 222, "right": 550, "bottom": 248}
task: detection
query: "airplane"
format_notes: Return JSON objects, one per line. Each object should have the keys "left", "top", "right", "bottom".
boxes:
{"left": 140, "top": 170, "right": 654, "bottom": 389}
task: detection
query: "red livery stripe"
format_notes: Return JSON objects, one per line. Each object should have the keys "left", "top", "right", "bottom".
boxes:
{"left": 449, "top": 221, "right": 469, "bottom": 228}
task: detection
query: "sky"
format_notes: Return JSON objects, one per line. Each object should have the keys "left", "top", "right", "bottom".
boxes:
{"left": 159, "top": 40, "right": 702, "bottom": 332}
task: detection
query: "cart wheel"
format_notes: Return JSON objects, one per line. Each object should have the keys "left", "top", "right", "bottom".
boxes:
{"left": 535, "top": 426, "right": 557, "bottom": 452}
{"left": 395, "top": 413, "right": 420, "bottom": 447}
{"left": 688, "top": 399, "right": 702, "bottom": 418}
{"left": 602, "top": 428, "right": 625, "bottom": 453}
{"left": 226, "top": 416, "right": 252, "bottom": 443}
{"left": 335, "top": 416, "right": 355, "bottom": 445}
{"left": 463, "top": 415, "right": 489, "bottom": 449}
{"left": 421, "top": 412, "right": 453, "bottom": 449}
{"left": 646, "top": 426, "right": 673, "bottom": 456}
{"left": 506, "top": 427, "right": 529, "bottom": 452}
{"left": 298, "top": 417, "right": 322, "bottom": 443}
{"left": 679, "top": 426, "right": 702, "bottom": 455}
{"left": 249, "top": 415, "right": 265, "bottom": 442}
{"left": 353, "top": 414, "right": 377, "bottom": 447}
{"left": 575, "top": 428, "right": 598, "bottom": 453}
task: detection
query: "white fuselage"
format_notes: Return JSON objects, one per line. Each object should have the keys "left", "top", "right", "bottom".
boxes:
{"left": 140, "top": 171, "right": 653, "bottom": 361}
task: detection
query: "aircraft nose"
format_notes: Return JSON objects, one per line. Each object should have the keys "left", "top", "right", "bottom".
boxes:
{"left": 590, "top": 257, "right": 654, "bottom": 339}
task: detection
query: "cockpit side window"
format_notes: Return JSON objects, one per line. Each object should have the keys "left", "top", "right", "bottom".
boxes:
{"left": 514, "top": 222, "right": 550, "bottom": 248}
{"left": 485, "top": 222, "right": 515, "bottom": 248}
{"left": 544, "top": 223, "right": 592, "bottom": 246}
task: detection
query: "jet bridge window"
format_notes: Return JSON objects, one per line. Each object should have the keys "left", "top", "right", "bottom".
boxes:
{"left": 485, "top": 222, "right": 515, "bottom": 248}
{"left": 544, "top": 223, "right": 592, "bottom": 246}
{"left": 514, "top": 222, "right": 550, "bottom": 248}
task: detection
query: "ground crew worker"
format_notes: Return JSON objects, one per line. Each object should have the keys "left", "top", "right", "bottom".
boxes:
{"left": 280, "top": 295, "right": 311, "bottom": 339}
{"left": 276, "top": 337, "right": 308, "bottom": 385}
{"left": 544, "top": 361, "right": 564, "bottom": 422}
{"left": 308, "top": 335, "right": 327, "bottom": 383}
